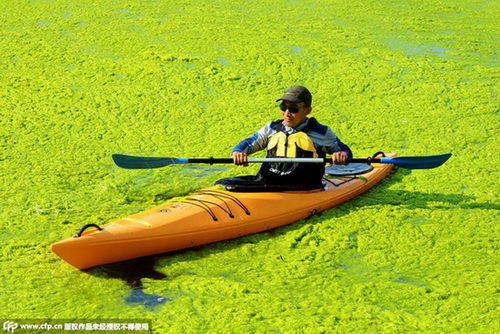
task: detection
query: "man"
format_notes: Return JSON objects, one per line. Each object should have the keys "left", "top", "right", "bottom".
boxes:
{"left": 218, "top": 85, "right": 352, "bottom": 191}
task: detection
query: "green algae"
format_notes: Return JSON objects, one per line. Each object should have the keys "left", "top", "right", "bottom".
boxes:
{"left": 1, "top": 0, "right": 499, "bottom": 333}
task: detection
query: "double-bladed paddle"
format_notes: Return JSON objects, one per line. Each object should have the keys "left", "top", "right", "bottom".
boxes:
{"left": 112, "top": 153, "right": 452, "bottom": 170}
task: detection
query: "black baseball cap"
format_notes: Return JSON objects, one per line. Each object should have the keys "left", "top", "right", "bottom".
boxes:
{"left": 276, "top": 85, "right": 312, "bottom": 107}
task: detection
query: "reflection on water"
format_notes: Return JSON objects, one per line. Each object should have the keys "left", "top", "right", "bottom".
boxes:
{"left": 183, "top": 166, "right": 231, "bottom": 178}
{"left": 125, "top": 290, "right": 170, "bottom": 309}
{"left": 88, "top": 257, "right": 172, "bottom": 309}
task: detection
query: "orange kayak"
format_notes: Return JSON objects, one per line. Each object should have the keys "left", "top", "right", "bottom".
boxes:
{"left": 51, "top": 153, "right": 395, "bottom": 269}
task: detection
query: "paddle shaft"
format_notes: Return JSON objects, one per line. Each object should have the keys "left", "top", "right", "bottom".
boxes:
{"left": 181, "top": 157, "right": 380, "bottom": 164}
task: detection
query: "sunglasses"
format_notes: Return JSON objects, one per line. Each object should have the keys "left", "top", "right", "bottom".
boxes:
{"left": 279, "top": 102, "right": 305, "bottom": 114}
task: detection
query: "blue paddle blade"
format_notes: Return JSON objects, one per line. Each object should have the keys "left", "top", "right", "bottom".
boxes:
{"left": 112, "top": 154, "right": 187, "bottom": 169}
{"left": 380, "top": 153, "right": 452, "bottom": 169}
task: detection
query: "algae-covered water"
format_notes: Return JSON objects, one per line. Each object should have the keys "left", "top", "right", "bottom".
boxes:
{"left": 1, "top": 0, "right": 498, "bottom": 332}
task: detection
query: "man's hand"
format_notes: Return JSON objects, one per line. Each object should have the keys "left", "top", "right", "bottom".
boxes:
{"left": 332, "top": 151, "right": 348, "bottom": 165}
{"left": 232, "top": 151, "right": 248, "bottom": 166}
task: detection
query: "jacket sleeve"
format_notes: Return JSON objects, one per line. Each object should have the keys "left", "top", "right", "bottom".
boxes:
{"left": 232, "top": 123, "right": 273, "bottom": 155}
{"left": 322, "top": 128, "right": 353, "bottom": 158}
{"left": 336, "top": 138, "right": 353, "bottom": 158}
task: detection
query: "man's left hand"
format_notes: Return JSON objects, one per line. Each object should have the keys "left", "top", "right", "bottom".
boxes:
{"left": 332, "top": 152, "right": 348, "bottom": 165}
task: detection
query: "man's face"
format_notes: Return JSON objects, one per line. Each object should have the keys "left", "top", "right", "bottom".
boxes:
{"left": 280, "top": 100, "right": 311, "bottom": 128}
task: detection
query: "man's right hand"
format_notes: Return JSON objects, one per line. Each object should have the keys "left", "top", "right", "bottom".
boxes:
{"left": 232, "top": 151, "right": 248, "bottom": 166}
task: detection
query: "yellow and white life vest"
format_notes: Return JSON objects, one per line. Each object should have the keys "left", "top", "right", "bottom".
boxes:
{"left": 266, "top": 132, "right": 319, "bottom": 158}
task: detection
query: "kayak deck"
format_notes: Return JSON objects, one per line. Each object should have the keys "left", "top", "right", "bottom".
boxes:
{"left": 51, "top": 153, "right": 395, "bottom": 269}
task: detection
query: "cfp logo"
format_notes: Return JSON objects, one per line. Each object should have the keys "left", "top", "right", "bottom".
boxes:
{"left": 3, "top": 321, "right": 18, "bottom": 333}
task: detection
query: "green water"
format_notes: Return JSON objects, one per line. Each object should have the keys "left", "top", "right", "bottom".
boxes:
{"left": 1, "top": 0, "right": 498, "bottom": 333}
